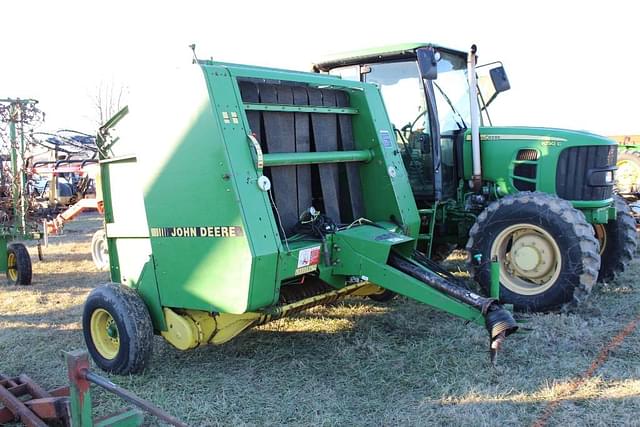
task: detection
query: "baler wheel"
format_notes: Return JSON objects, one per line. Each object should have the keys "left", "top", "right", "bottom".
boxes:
{"left": 594, "top": 195, "right": 637, "bottom": 282}
{"left": 83, "top": 284, "right": 154, "bottom": 375}
{"left": 467, "top": 192, "right": 600, "bottom": 312}
{"left": 6, "top": 243, "right": 32, "bottom": 286}
{"left": 91, "top": 229, "right": 109, "bottom": 271}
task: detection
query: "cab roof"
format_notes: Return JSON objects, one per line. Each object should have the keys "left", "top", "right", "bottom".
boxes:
{"left": 313, "top": 42, "right": 467, "bottom": 72}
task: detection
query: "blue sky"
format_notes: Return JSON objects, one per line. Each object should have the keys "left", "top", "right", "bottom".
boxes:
{"left": 2, "top": 1, "right": 638, "bottom": 136}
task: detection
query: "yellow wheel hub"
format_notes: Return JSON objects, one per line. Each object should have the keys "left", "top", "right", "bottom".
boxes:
{"left": 491, "top": 224, "right": 562, "bottom": 296}
{"left": 7, "top": 252, "right": 17, "bottom": 282}
{"left": 90, "top": 309, "right": 120, "bottom": 360}
{"left": 593, "top": 224, "right": 607, "bottom": 256}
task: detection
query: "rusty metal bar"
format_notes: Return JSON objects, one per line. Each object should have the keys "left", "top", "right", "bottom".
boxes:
{"left": 84, "top": 371, "right": 188, "bottom": 427}
{"left": 25, "top": 397, "right": 69, "bottom": 420}
{"left": 0, "top": 379, "right": 48, "bottom": 427}
{"left": 0, "top": 374, "right": 19, "bottom": 388}
{"left": 48, "top": 386, "right": 70, "bottom": 397}
{"left": 19, "top": 374, "right": 51, "bottom": 399}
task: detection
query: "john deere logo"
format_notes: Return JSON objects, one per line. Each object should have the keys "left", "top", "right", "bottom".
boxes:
{"left": 150, "top": 226, "right": 244, "bottom": 238}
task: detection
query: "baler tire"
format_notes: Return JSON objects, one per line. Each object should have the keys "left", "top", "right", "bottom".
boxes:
{"left": 595, "top": 195, "right": 638, "bottom": 282}
{"left": 83, "top": 283, "right": 154, "bottom": 375}
{"left": 91, "top": 229, "right": 109, "bottom": 271}
{"left": 466, "top": 192, "right": 600, "bottom": 312}
{"left": 368, "top": 289, "right": 397, "bottom": 302}
{"left": 615, "top": 150, "right": 640, "bottom": 195}
{"left": 6, "top": 243, "right": 32, "bottom": 286}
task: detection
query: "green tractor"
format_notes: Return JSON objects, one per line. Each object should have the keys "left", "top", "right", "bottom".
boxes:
{"left": 313, "top": 43, "right": 637, "bottom": 311}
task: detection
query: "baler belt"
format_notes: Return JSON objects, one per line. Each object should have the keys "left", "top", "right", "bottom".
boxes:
{"left": 260, "top": 84, "right": 299, "bottom": 234}
{"left": 238, "top": 81, "right": 263, "bottom": 144}
{"left": 336, "top": 91, "right": 364, "bottom": 220}
{"left": 293, "top": 87, "right": 313, "bottom": 217}
{"left": 309, "top": 88, "right": 341, "bottom": 223}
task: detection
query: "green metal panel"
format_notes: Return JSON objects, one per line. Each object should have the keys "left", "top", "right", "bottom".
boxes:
{"left": 0, "top": 237, "right": 7, "bottom": 273}
{"left": 140, "top": 94, "right": 277, "bottom": 314}
{"left": 462, "top": 127, "right": 616, "bottom": 207}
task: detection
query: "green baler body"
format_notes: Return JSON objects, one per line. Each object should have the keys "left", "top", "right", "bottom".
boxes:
{"left": 98, "top": 60, "right": 485, "bottom": 331}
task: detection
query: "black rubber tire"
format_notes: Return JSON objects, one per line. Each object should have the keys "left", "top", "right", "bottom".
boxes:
{"left": 615, "top": 150, "right": 640, "bottom": 194}
{"left": 83, "top": 283, "right": 154, "bottom": 375}
{"left": 6, "top": 243, "right": 32, "bottom": 286}
{"left": 91, "top": 229, "right": 109, "bottom": 271}
{"left": 596, "top": 195, "right": 638, "bottom": 282}
{"left": 466, "top": 192, "right": 600, "bottom": 312}
{"left": 368, "top": 289, "right": 397, "bottom": 302}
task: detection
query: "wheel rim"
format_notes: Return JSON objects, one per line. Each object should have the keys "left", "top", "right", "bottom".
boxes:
{"left": 90, "top": 308, "right": 120, "bottom": 360}
{"left": 593, "top": 224, "right": 607, "bottom": 256}
{"left": 616, "top": 159, "right": 640, "bottom": 193}
{"left": 92, "top": 234, "right": 109, "bottom": 268}
{"left": 490, "top": 224, "right": 562, "bottom": 296}
{"left": 7, "top": 252, "right": 18, "bottom": 282}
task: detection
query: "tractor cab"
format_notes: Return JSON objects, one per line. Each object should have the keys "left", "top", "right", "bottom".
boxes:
{"left": 314, "top": 43, "right": 509, "bottom": 204}
{"left": 314, "top": 43, "right": 635, "bottom": 313}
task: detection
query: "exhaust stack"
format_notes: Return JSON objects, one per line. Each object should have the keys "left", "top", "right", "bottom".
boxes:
{"left": 467, "top": 44, "right": 482, "bottom": 191}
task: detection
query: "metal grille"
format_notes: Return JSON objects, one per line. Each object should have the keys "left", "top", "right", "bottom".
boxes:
{"left": 516, "top": 149, "right": 540, "bottom": 161}
{"left": 556, "top": 145, "right": 616, "bottom": 201}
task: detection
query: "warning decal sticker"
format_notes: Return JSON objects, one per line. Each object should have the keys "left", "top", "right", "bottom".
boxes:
{"left": 297, "top": 246, "right": 321, "bottom": 268}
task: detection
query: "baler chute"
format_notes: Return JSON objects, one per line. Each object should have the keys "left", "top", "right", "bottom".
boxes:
{"left": 83, "top": 56, "right": 517, "bottom": 375}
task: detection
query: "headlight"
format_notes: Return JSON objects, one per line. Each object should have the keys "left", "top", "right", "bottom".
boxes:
{"left": 605, "top": 170, "right": 614, "bottom": 184}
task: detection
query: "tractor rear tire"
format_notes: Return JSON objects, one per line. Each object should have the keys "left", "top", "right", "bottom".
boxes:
{"left": 83, "top": 283, "right": 154, "bottom": 375}
{"left": 615, "top": 150, "right": 640, "bottom": 195}
{"left": 594, "top": 195, "right": 637, "bottom": 282}
{"left": 91, "top": 229, "right": 109, "bottom": 271}
{"left": 6, "top": 243, "right": 32, "bottom": 286}
{"left": 466, "top": 192, "right": 600, "bottom": 312}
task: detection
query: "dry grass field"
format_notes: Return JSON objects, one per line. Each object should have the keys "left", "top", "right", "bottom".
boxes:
{"left": 0, "top": 213, "right": 639, "bottom": 426}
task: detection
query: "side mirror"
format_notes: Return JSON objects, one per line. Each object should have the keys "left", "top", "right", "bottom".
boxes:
{"left": 489, "top": 66, "right": 510, "bottom": 93}
{"left": 416, "top": 47, "right": 438, "bottom": 80}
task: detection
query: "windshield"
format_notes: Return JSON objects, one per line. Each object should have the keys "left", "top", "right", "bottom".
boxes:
{"left": 330, "top": 53, "right": 471, "bottom": 134}
{"left": 330, "top": 62, "right": 426, "bottom": 132}
{"left": 431, "top": 52, "right": 470, "bottom": 133}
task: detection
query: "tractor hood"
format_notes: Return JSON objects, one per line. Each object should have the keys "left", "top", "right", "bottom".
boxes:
{"left": 467, "top": 126, "right": 616, "bottom": 146}
{"left": 463, "top": 126, "right": 617, "bottom": 207}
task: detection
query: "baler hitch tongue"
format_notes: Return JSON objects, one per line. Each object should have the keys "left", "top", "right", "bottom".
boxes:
{"left": 387, "top": 253, "right": 517, "bottom": 364}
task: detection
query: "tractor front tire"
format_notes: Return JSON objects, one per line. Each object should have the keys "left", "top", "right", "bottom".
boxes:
{"left": 7, "top": 243, "right": 32, "bottom": 286}
{"left": 594, "top": 195, "right": 637, "bottom": 282}
{"left": 83, "top": 283, "right": 154, "bottom": 375}
{"left": 466, "top": 192, "right": 600, "bottom": 312}
{"left": 91, "top": 229, "right": 109, "bottom": 271}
